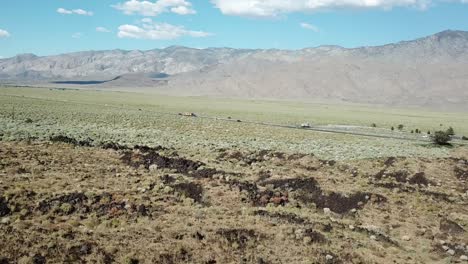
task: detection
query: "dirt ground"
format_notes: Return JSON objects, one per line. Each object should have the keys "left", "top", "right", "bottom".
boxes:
{"left": 0, "top": 140, "right": 467, "bottom": 263}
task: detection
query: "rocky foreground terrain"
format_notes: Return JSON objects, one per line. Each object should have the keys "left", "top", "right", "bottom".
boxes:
{"left": 2, "top": 30, "right": 468, "bottom": 110}
{"left": 0, "top": 139, "right": 467, "bottom": 263}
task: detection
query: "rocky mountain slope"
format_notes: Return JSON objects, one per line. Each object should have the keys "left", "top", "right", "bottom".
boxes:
{"left": 1, "top": 30, "right": 468, "bottom": 110}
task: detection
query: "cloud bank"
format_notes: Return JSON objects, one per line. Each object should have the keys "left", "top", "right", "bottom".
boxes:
{"left": 118, "top": 18, "right": 211, "bottom": 40}
{"left": 57, "top": 8, "right": 94, "bottom": 16}
{"left": 114, "top": 0, "right": 196, "bottom": 16}
{"left": 0, "top": 29, "right": 10, "bottom": 38}
{"left": 96, "top": 27, "right": 111, "bottom": 33}
{"left": 211, "top": 0, "right": 435, "bottom": 17}
{"left": 300, "top": 23, "right": 320, "bottom": 32}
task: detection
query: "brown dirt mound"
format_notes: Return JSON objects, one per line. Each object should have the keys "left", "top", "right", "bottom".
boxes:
{"left": 38, "top": 192, "right": 88, "bottom": 214}
{"left": 408, "top": 172, "right": 433, "bottom": 186}
{"left": 172, "top": 182, "right": 204, "bottom": 203}
{"left": 374, "top": 170, "right": 409, "bottom": 182}
{"left": 261, "top": 178, "right": 386, "bottom": 214}
{"left": 454, "top": 166, "right": 468, "bottom": 181}
{"left": 36, "top": 192, "right": 153, "bottom": 217}
{"left": 121, "top": 150, "right": 202, "bottom": 173}
{"left": 158, "top": 247, "right": 192, "bottom": 264}
{"left": 439, "top": 218, "right": 465, "bottom": 235}
{"left": 384, "top": 157, "right": 397, "bottom": 167}
{"left": 303, "top": 228, "right": 327, "bottom": 244}
{"left": 254, "top": 210, "right": 312, "bottom": 225}
{"left": 217, "top": 149, "right": 286, "bottom": 165}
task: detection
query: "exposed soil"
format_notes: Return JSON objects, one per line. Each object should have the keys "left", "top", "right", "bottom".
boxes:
{"left": 259, "top": 178, "right": 386, "bottom": 214}
{"left": 439, "top": 218, "right": 466, "bottom": 235}
{"left": 172, "top": 182, "right": 204, "bottom": 203}
{"left": 0, "top": 141, "right": 467, "bottom": 264}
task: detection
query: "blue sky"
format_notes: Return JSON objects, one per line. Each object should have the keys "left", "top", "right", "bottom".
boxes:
{"left": 1, "top": 0, "right": 468, "bottom": 58}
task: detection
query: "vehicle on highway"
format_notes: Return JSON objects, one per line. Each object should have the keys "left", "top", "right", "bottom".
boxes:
{"left": 179, "top": 112, "right": 198, "bottom": 117}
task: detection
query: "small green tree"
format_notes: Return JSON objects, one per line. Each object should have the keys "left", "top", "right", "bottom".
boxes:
{"left": 415, "top": 129, "right": 420, "bottom": 134}
{"left": 371, "top": 123, "right": 377, "bottom": 128}
{"left": 411, "top": 130, "right": 414, "bottom": 134}
{"left": 431, "top": 130, "right": 452, "bottom": 145}
{"left": 397, "top": 124, "right": 404, "bottom": 131}
{"left": 446, "top": 127, "right": 455, "bottom": 136}
{"left": 427, "top": 131, "right": 431, "bottom": 135}
{"left": 391, "top": 126, "right": 395, "bottom": 131}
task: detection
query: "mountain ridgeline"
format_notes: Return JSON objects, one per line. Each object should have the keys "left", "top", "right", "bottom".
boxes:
{"left": 1, "top": 30, "right": 468, "bottom": 110}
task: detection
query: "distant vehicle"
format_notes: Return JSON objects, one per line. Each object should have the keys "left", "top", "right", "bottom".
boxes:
{"left": 180, "top": 112, "right": 197, "bottom": 117}
{"left": 300, "top": 123, "right": 311, "bottom": 128}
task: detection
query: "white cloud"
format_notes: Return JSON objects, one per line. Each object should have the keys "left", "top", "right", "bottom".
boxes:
{"left": 57, "top": 8, "right": 93, "bottom": 16}
{"left": 0, "top": 29, "right": 10, "bottom": 38}
{"left": 113, "top": 0, "right": 196, "bottom": 16}
{"left": 211, "top": 0, "right": 432, "bottom": 17}
{"left": 300, "top": 22, "right": 319, "bottom": 32}
{"left": 171, "top": 5, "right": 196, "bottom": 14}
{"left": 72, "top": 32, "right": 84, "bottom": 39}
{"left": 118, "top": 18, "right": 212, "bottom": 40}
{"left": 96, "top": 27, "right": 111, "bottom": 33}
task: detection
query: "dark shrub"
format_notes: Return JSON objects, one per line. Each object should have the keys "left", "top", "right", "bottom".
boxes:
{"left": 446, "top": 127, "right": 455, "bottom": 136}
{"left": 431, "top": 130, "right": 452, "bottom": 145}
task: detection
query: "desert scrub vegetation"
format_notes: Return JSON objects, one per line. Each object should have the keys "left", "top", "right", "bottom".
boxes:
{"left": 0, "top": 140, "right": 467, "bottom": 263}
{"left": 431, "top": 130, "right": 452, "bottom": 145}
{"left": 0, "top": 87, "right": 467, "bottom": 160}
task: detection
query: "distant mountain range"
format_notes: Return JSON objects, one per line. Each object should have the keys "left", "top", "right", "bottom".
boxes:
{"left": 1, "top": 30, "right": 468, "bottom": 110}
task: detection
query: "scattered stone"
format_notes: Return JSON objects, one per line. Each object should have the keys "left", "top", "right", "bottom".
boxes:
{"left": 149, "top": 164, "right": 158, "bottom": 172}
{"left": 303, "top": 236, "right": 312, "bottom": 244}
{"left": 163, "top": 186, "right": 173, "bottom": 194}
{"left": 402, "top": 235, "right": 411, "bottom": 241}
{"left": 351, "top": 208, "right": 357, "bottom": 213}
{"left": 442, "top": 245, "right": 449, "bottom": 251}
{"left": 1, "top": 217, "right": 10, "bottom": 224}
{"left": 447, "top": 249, "right": 455, "bottom": 256}
{"left": 415, "top": 229, "right": 426, "bottom": 236}
{"left": 325, "top": 255, "right": 334, "bottom": 261}
{"left": 323, "top": 208, "right": 332, "bottom": 215}
{"left": 460, "top": 255, "right": 468, "bottom": 261}
{"left": 349, "top": 225, "right": 355, "bottom": 230}
{"left": 370, "top": 235, "right": 377, "bottom": 240}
